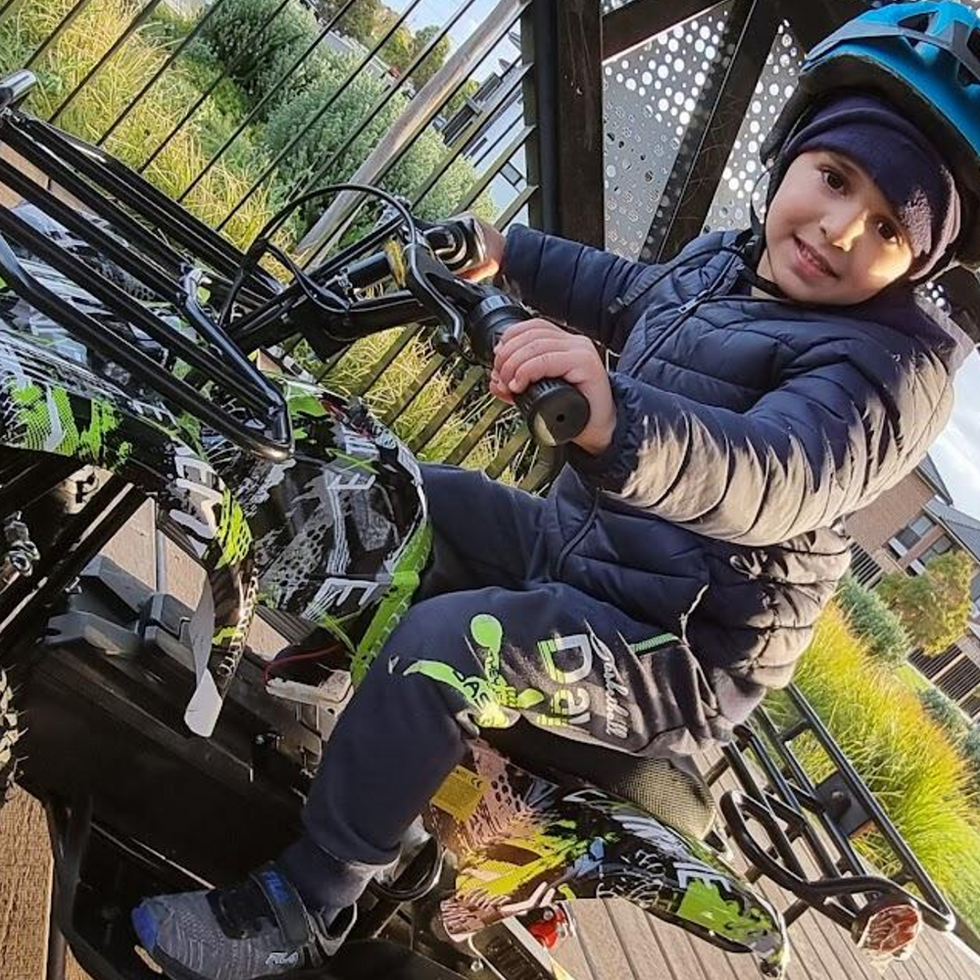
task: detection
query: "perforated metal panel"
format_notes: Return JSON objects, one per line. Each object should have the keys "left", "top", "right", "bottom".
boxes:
{"left": 703, "top": 22, "right": 802, "bottom": 233}
{"left": 603, "top": 2, "right": 736, "bottom": 260}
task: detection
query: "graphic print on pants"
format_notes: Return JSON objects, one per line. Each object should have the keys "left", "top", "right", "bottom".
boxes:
{"left": 405, "top": 611, "right": 678, "bottom": 743}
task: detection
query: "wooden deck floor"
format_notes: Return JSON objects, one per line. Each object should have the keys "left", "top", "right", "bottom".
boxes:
{"left": 2, "top": 507, "right": 979, "bottom": 980}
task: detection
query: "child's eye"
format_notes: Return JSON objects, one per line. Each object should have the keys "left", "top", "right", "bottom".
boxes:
{"left": 820, "top": 167, "right": 846, "bottom": 192}
{"left": 876, "top": 219, "right": 901, "bottom": 244}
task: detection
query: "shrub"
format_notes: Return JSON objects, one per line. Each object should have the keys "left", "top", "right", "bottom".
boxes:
{"left": 263, "top": 61, "right": 495, "bottom": 237}
{"left": 918, "top": 686, "right": 970, "bottom": 739}
{"left": 834, "top": 573, "right": 910, "bottom": 667}
{"left": 197, "top": 0, "right": 327, "bottom": 118}
{"left": 963, "top": 727, "right": 980, "bottom": 779}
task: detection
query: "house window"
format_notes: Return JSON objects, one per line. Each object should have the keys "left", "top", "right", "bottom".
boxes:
{"left": 889, "top": 513, "right": 935, "bottom": 556}
{"left": 917, "top": 534, "right": 954, "bottom": 568}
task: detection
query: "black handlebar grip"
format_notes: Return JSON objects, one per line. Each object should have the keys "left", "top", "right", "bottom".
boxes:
{"left": 468, "top": 293, "right": 590, "bottom": 447}
{"left": 513, "top": 378, "right": 592, "bottom": 447}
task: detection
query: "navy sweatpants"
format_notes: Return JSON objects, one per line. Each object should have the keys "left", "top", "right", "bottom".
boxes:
{"left": 279, "top": 465, "right": 763, "bottom": 911}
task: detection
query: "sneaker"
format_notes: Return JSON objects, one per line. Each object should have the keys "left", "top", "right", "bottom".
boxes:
{"left": 131, "top": 864, "right": 355, "bottom": 980}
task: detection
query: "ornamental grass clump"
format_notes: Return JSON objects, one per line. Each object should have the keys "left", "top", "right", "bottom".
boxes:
{"left": 786, "top": 603, "right": 980, "bottom": 929}
{"left": 309, "top": 329, "right": 510, "bottom": 475}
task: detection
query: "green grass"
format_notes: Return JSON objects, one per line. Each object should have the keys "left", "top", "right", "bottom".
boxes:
{"left": 777, "top": 604, "right": 980, "bottom": 930}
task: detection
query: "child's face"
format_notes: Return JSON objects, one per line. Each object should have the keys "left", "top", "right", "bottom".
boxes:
{"left": 759, "top": 150, "right": 915, "bottom": 305}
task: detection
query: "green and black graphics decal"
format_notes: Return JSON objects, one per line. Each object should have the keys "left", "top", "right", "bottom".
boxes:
{"left": 0, "top": 255, "right": 427, "bottom": 736}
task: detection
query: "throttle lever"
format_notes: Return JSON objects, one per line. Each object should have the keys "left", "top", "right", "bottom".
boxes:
{"left": 401, "top": 242, "right": 469, "bottom": 353}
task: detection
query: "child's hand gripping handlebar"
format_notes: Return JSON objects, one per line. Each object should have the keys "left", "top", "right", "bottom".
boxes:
{"left": 404, "top": 217, "right": 591, "bottom": 447}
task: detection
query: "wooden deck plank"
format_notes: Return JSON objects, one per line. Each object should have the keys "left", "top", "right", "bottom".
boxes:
{"left": 552, "top": 910, "right": 597, "bottom": 980}
{"left": 756, "top": 878, "right": 845, "bottom": 980}
{"left": 646, "top": 913, "right": 715, "bottom": 980}
{"left": 678, "top": 924, "right": 747, "bottom": 980}
{"left": 922, "top": 927, "right": 979, "bottom": 980}
{"left": 902, "top": 930, "right": 955, "bottom": 980}
{"left": 571, "top": 900, "right": 642, "bottom": 980}
{"left": 948, "top": 938, "right": 980, "bottom": 979}
{"left": 604, "top": 900, "right": 680, "bottom": 980}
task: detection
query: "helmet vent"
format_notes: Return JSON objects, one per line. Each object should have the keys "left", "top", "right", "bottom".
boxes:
{"left": 968, "top": 27, "right": 980, "bottom": 64}
{"left": 957, "top": 62, "right": 979, "bottom": 86}
{"left": 898, "top": 13, "right": 933, "bottom": 34}
{"left": 899, "top": 12, "right": 934, "bottom": 52}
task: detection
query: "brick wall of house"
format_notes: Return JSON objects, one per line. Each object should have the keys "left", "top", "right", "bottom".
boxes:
{"left": 845, "top": 471, "right": 934, "bottom": 565}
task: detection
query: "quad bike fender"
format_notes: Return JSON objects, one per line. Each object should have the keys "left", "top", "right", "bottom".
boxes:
{"left": 424, "top": 742, "right": 790, "bottom": 979}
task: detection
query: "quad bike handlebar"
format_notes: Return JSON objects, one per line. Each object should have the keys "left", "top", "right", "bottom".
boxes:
{"left": 225, "top": 203, "right": 592, "bottom": 448}
{"left": 0, "top": 71, "right": 589, "bottom": 454}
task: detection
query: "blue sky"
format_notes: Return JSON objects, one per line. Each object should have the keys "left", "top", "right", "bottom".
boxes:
{"left": 386, "top": 0, "right": 517, "bottom": 75}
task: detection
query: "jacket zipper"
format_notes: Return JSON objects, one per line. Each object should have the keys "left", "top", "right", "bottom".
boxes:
{"left": 629, "top": 250, "right": 744, "bottom": 377}
{"left": 554, "top": 491, "right": 601, "bottom": 579}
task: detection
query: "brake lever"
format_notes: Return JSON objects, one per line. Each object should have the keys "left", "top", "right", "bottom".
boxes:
{"left": 401, "top": 242, "right": 487, "bottom": 355}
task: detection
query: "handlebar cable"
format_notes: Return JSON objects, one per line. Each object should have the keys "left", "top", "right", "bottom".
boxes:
{"left": 218, "top": 185, "right": 418, "bottom": 332}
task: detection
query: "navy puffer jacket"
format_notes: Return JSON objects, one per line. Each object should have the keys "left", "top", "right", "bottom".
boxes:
{"left": 502, "top": 226, "right": 969, "bottom": 688}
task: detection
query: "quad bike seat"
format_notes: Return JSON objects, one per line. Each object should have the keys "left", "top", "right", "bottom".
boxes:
{"left": 487, "top": 720, "right": 717, "bottom": 840}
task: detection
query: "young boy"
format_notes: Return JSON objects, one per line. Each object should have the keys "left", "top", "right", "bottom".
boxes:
{"left": 134, "top": 3, "right": 979, "bottom": 978}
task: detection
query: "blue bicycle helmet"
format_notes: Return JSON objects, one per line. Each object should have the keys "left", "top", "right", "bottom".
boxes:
{"left": 761, "top": 0, "right": 980, "bottom": 271}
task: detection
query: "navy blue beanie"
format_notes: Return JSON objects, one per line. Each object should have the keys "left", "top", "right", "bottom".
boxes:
{"left": 781, "top": 93, "right": 961, "bottom": 281}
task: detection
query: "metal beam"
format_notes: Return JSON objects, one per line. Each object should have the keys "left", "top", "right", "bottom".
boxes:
{"left": 603, "top": 0, "right": 726, "bottom": 61}
{"left": 527, "top": 0, "right": 605, "bottom": 246}
{"left": 643, "top": 0, "right": 780, "bottom": 262}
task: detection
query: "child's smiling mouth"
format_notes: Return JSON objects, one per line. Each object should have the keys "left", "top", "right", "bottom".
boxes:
{"left": 793, "top": 236, "right": 839, "bottom": 279}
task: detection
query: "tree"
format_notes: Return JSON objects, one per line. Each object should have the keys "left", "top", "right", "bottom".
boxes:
{"left": 317, "top": 0, "right": 386, "bottom": 46}
{"left": 381, "top": 25, "right": 416, "bottom": 75}
{"left": 410, "top": 25, "right": 451, "bottom": 89}
{"left": 877, "top": 549, "right": 975, "bottom": 655}
{"left": 198, "top": 0, "right": 325, "bottom": 117}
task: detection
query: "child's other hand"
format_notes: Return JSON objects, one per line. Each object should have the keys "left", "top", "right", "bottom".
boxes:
{"left": 491, "top": 319, "right": 616, "bottom": 456}
{"left": 458, "top": 216, "right": 504, "bottom": 283}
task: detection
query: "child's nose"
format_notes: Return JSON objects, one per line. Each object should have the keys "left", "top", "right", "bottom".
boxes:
{"left": 821, "top": 206, "right": 868, "bottom": 252}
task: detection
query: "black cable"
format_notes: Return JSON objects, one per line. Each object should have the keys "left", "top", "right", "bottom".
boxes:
{"left": 218, "top": 185, "right": 418, "bottom": 331}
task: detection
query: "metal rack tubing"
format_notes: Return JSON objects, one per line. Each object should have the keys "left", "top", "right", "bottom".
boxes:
{"left": 0, "top": 157, "right": 180, "bottom": 301}
{"left": 7, "top": 115, "right": 277, "bottom": 298}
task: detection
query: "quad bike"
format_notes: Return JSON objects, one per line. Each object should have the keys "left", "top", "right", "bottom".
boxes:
{"left": 0, "top": 69, "right": 956, "bottom": 980}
